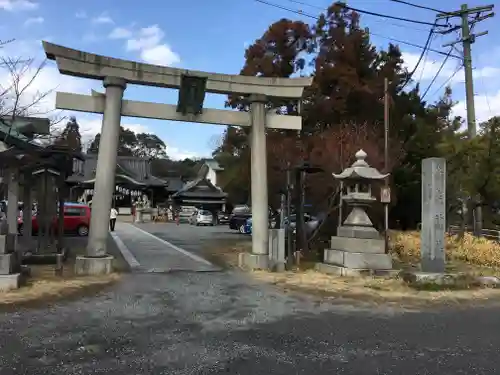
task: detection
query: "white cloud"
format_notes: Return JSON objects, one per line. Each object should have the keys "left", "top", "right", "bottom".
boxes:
{"left": 0, "top": 0, "right": 38, "bottom": 11}
{"left": 123, "top": 24, "right": 180, "bottom": 66}
{"left": 75, "top": 10, "right": 86, "bottom": 19}
{"left": 168, "top": 147, "right": 206, "bottom": 161}
{"left": 0, "top": 40, "right": 97, "bottom": 130}
{"left": 126, "top": 25, "right": 164, "bottom": 51}
{"left": 76, "top": 118, "right": 198, "bottom": 160}
{"left": 140, "top": 45, "right": 180, "bottom": 66}
{"left": 108, "top": 27, "right": 132, "bottom": 39}
{"left": 402, "top": 51, "right": 459, "bottom": 83}
{"left": 23, "top": 16, "right": 43, "bottom": 26}
{"left": 453, "top": 90, "right": 500, "bottom": 125}
{"left": 76, "top": 119, "right": 149, "bottom": 145}
{"left": 92, "top": 12, "right": 113, "bottom": 25}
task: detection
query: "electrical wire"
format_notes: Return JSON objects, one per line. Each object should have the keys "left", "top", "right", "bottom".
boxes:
{"left": 253, "top": 0, "right": 461, "bottom": 59}
{"left": 418, "top": 33, "right": 434, "bottom": 83}
{"left": 401, "top": 24, "right": 435, "bottom": 89}
{"left": 421, "top": 49, "right": 453, "bottom": 99}
{"left": 340, "top": 3, "right": 446, "bottom": 28}
{"left": 470, "top": 23, "right": 493, "bottom": 118}
{"left": 389, "top": 0, "right": 447, "bottom": 14}
{"left": 428, "top": 63, "right": 462, "bottom": 98}
{"left": 286, "top": 0, "right": 445, "bottom": 27}
{"left": 285, "top": 0, "right": 429, "bottom": 31}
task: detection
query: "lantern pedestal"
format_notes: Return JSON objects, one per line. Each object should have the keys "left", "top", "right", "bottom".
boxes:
{"left": 316, "top": 149, "right": 393, "bottom": 277}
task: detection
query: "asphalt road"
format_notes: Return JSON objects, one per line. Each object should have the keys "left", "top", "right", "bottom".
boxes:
{"left": 136, "top": 222, "right": 251, "bottom": 256}
{"left": 1, "top": 223, "right": 500, "bottom": 374}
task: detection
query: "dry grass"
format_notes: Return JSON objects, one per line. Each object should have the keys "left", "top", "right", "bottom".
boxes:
{"left": 0, "top": 234, "right": 127, "bottom": 308}
{"left": 390, "top": 231, "right": 500, "bottom": 272}
{"left": 0, "top": 270, "right": 120, "bottom": 308}
{"left": 252, "top": 269, "right": 500, "bottom": 307}
{"left": 202, "top": 240, "right": 252, "bottom": 269}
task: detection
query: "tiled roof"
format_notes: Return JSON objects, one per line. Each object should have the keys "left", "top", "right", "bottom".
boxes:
{"left": 67, "top": 155, "right": 167, "bottom": 187}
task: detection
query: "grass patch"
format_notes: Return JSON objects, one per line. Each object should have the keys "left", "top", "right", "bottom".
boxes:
{"left": 390, "top": 231, "right": 500, "bottom": 275}
{"left": 202, "top": 240, "right": 252, "bottom": 269}
{"left": 252, "top": 269, "right": 500, "bottom": 307}
{"left": 0, "top": 234, "right": 126, "bottom": 309}
{"left": 0, "top": 273, "right": 120, "bottom": 310}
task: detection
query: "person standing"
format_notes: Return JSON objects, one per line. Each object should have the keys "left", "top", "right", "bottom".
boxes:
{"left": 110, "top": 207, "right": 118, "bottom": 231}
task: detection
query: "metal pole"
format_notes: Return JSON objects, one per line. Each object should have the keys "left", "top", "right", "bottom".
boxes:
{"left": 286, "top": 166, "right": 293, "bottom": 269}
{"left": 384, "top": 77, "right": 390, "bottom": 253}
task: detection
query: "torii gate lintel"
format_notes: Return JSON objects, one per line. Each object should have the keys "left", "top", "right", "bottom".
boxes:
{"left": 42, "top": 41, "right": 312, "bottom": 275}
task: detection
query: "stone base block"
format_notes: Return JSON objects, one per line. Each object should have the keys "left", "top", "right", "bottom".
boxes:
{"left": 330, "top": 236, "right": 384, "bottom": 254}
{"left": 0, "top": 233, "right": 17, "bottom": 254}
{"left": 0, "top": 273, "right": 20, "bottom": 291}
{"left": 337, "top": 226, "right": 380, "bottom": 239}
{"left": 0, "top": 253, "right": 15, "bottom": 275}
{"left": 421, "top": 256, "right": 445, "bottom": 273}
{"left": 323, "top": 249, "right": 392, "bottom": 270}
{"left": 315, "top": 263, "right": 397, "bottom": 277}
{"left": 238, "top": 252, "right": 269, "bottom": 271}
{"left": 75, "top": 256, "right": 114, "bottom": 276}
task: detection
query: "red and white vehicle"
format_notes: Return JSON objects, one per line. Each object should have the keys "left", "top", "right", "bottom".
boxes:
{"left": 18, "top": 202, "right": 91, "bottom": 237}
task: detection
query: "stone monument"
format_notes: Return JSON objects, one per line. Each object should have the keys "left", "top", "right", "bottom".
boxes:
{"left": 316, "top": 150, "right": 392, "bottom": 276}
{"left": 421, "top": 158, "right": 446, "bottom": 272}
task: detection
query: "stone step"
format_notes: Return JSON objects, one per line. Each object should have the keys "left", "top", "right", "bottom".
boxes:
{"left": 337, "top": 226, "right": 380, "bottom": 239}
{"left": 324, "top": 249, "right": 392, "bottom": 270}
{"left": 330, "top": 236, "right": 384, "bottom": 254}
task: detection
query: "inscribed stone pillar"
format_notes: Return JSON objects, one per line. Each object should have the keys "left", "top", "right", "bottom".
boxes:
{"left": 421, "top": 157, "right": 446, "bottom": 273}
{"left": 87, "top": 77, "right": 126, "bottom": 257}
{"left": 249, "top": 94, "right": 269, "bottom": 257}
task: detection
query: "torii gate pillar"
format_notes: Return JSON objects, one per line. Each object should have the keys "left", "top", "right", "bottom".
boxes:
{"left": 42, "top": 41, "right": 312, "bottom": 274}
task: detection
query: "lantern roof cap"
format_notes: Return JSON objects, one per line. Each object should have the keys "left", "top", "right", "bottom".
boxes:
{"left": 333, "top": 149, "right": 389, "bottom": 180}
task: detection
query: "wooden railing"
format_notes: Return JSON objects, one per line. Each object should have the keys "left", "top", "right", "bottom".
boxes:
{"left": 448, "top": 225, "right": 500, "bottom": 241}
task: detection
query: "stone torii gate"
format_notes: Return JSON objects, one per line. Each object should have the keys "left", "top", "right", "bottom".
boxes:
{"left": 42, "top": 41, "right": 312, "bottom": 274}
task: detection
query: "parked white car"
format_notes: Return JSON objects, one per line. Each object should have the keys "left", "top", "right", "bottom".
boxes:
{"left": 189, "top": 210, "right": 214, "bottom": 226}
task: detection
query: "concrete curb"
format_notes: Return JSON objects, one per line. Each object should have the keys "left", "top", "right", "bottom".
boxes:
{"left": 109, "top": 231, "right": 141, "bottom": 270}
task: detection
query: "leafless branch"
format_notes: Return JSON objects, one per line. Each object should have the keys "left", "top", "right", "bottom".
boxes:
{"left": 0, "top": 50, "right": 53, "bottom": 143}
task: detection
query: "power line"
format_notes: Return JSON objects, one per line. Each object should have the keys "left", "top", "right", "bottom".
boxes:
{"left": 421, "top": 49, "right": 452, "bottom": 99}
{"left": 286, "top": 0, "right": 447, "bottom": 27}
{"left": 401, "top": 25, "right": 435, "bottom": 89}
{"left": 285, "top": 0, "right": 430, "bottom": 31}
{"left": 428, "top": 63, "right": 462, "bottom": 98}
{"left": 341, "top": 3, "right": 447, "bottom": 27}
{"left": 418, "top": 33, "right": 434, "bottom": 83}
{"left": 390, "top": 0, "right": 447, "bottom": 14}
{"left": 252, "top": 0, "right": 461, "bottom": 59}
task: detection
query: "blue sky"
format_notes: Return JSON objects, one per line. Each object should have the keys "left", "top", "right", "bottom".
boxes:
{"left": 0, "top": 0, "right": 498, "bottom": 159}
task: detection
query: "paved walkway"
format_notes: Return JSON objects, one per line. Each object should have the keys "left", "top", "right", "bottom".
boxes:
{"left": 110, "top": 222, "right": 220, "bottom": 273}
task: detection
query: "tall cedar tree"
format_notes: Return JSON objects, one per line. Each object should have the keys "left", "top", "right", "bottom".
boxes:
{"left": 215, "top": 1, "right": 462, "bottom": 230}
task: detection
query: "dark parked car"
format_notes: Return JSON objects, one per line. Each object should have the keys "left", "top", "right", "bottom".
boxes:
{"left": 228, "top": 206, "right": 252, "bottom": 232}
{"left": 229, "top": 206, "right": 276, "bottom": 233}
{"left": 217, "top": 212, "right": 230, "bottom": 225}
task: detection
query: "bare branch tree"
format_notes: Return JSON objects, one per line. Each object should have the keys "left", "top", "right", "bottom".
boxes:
{"left": 0, "top": 42, "right": 63, "bottom": 144}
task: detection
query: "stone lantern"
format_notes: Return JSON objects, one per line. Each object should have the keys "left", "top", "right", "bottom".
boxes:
{"left": 316, "top": 149, "right": 393, "bottom": 277}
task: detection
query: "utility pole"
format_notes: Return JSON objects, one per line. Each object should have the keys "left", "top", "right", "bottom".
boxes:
{"left": 437, "top": 3, "right": 494, "bottom": 237}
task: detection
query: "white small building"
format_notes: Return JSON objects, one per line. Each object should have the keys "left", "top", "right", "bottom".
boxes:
{"left": 203, "top": 159, "right": 224, "bottom": 188}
